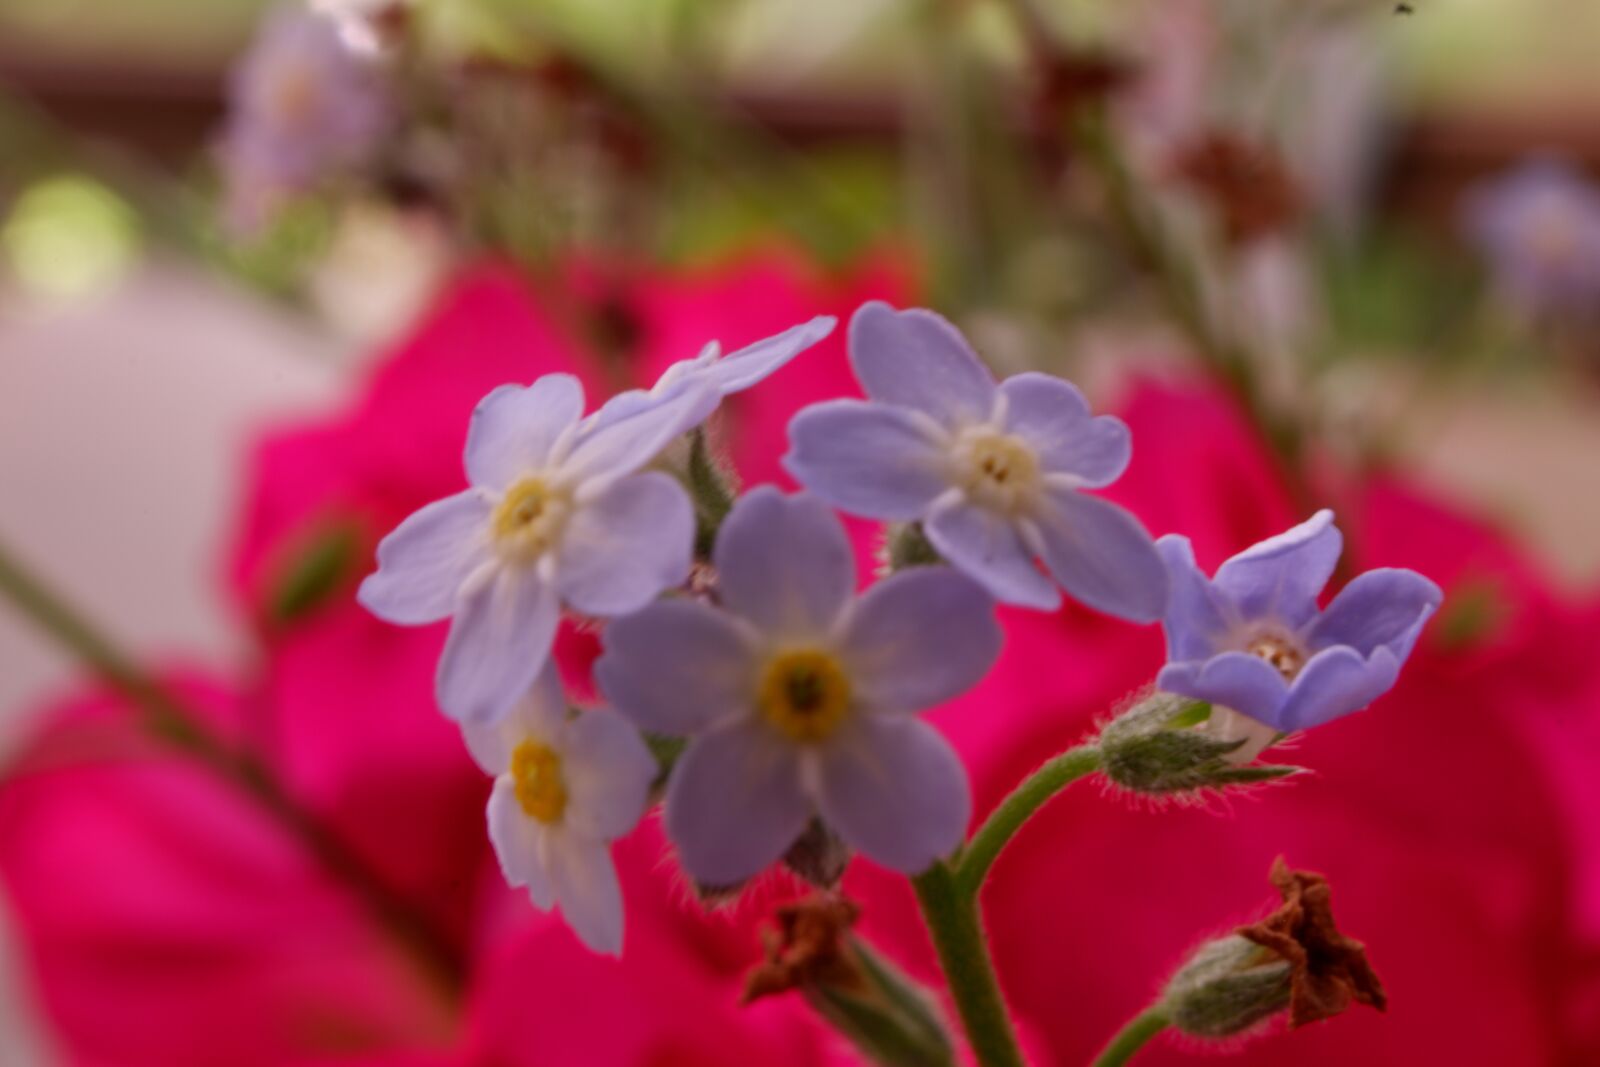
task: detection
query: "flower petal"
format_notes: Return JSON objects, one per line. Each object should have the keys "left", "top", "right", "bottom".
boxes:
{"left": 705, "top": 315, "right": 838, "bottom": 393}
{"left": 1307, "top": 569, "right": 1443, "bottom": 660}
{"left": 1278, "top": 645, "right": 1401, "bottom": 732}
{"left": 556, "top": 471, "right": 693, "bottom": 617}
{"left": 714, "top": 488, "right": 856, "bottom": 639}
{"left": 999, "top": 373, "right": 1131, "bottom": 487}
{"left": 460, "top": 662, "right": 567, "bottom": 776}
{"left": 841, "top": 569, "right": 1002, "bottom": 713}
{"left": 814, "top": 716, "right": 970, "bottom": 874}
{"left": 357, "top": 490, "right": 493, "bottom": 624}
{"left": 663, "top": 721, "right": 811, "bottom": 886}
{"left": 1157, "top": 651, "right": 1289, "bottom": 728}
{"left": 1213, "top": 509, "right": 1342, "bottom": 628}
{"left": 1156, "top": 535, "right": 1236, "bottom": 662}
{"left": 563, "top": 380, "right": 717, "bottom": 484}
{"left": 784, "top": 400, "right": 950, "bottom": 520}
{"left": 925, "top": 499, "right": 1061, "bottom": 611}
{"left": 1031, "top": 490, "right": 1169, "bottom": 623}
{"left": 546, "top": 833, "right": 625, "bottom": 956}
{"left": 848, "top": 302, "right": 995, "bottom": 424}
{"left": 464, "top": 376, "right": 585, "bottom": 490}
{"left": 486, "top": 779, "right": 555, "bottom": 909}
{"left": 561, "top": 710, "right": 656, "bottom": 841}
{"left": 436, "top": 567, "right": 560, "bottom": 725}
{"left": 595, "top": 600, "right": 759, "bottom": 735}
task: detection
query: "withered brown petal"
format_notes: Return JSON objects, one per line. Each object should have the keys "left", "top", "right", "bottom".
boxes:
{"left": 1236, "top": 857, "right": 1388, "bottom": 1028}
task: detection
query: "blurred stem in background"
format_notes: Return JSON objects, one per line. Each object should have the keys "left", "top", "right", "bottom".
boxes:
{"left": 0, "top": 535, "right": 468, "bottom": 1000}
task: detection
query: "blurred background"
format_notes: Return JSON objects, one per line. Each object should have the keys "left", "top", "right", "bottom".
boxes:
{"left": 3, "top": 1, "right": 1600, "bottom": 1064}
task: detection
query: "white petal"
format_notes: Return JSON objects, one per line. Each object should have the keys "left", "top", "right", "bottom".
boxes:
{"left": 547, "top": 832, "right": 626, "bottom": 956}
{"left": 704, "top": 315, "right": 837, "bottom": 393}
{"left": 436, "top": 567, "right": 560, "bottom": 725}
{"left": 464, "top": 376, "right": 585, "bottom": 490}
{"left": 463, "top": 660, "right": 570, "bottom": 776}
{"left": 556, "top": 472, "right": 693, "bottom": 617}
{"left": 561, "top": 710, "right": 656, "bottom": 841}
{"left": 357, "top": 491, "right": 493, "bottom": 624}
{"left": 563, "top": 380, "right": 717, "bottom": 484}
{"left": 486, "top": 778, "right": 555, "bottom": 909}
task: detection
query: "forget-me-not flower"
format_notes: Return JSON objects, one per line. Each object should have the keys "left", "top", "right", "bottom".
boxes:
{"left": 784, "top": 302, "right": 1168, "bottom": 621}
{"left": 220, "top": 6, "right": 393, "bottom": 231}
{"left": 1463, "top": 158, "right": 1600, "bottom": 319}
{"left": 359, "top": 373, "right": 712, "bottom": 725}
{"left": 595, "top": 488, "right": 1001, "bottom": 886}
{"left": 584, "top": 315, "right": 837, "bottom": 436}
{"left": 462, "top": 663, "right": 655, "bottom": 955}
{"left": 1156, "top": 510, "right": 1441, "bottom": 762}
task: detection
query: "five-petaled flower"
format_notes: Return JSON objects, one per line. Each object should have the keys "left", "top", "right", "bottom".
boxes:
{"left": 595, "top": 488, "right": 1002, "bottom": 886}
{"left": 1462, "top": 157, "right": 1600, "bottom": 320}
{"left": 462, "top": 664, "right": 656, "bottom": 955}
{"left": 219, "top": 5, "right": 393, "bottom": 231}
{"left": 784, "top": 302, "right": 1169, "bottom": 621}
{"left": 1156, "top": 510, "right": 1442, "bottom": 762}
{"left": 585, "top": 316, "right": 837, "bottom": 436}
{"left": 358, "top": 373, "right": 712, "bottom": 724}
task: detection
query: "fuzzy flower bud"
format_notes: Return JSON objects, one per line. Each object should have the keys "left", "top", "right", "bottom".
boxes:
{"left": 1097, "top": 690, "right": 1300, "bottom": 794}
{"left": 1163, "top": 935, "right": 1292, "bottom": 1038}
{"left": 1162, "top": 858, "right": 1386, "bottom": 1040}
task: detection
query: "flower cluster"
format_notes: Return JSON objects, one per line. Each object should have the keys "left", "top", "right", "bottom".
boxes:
{"left": 359, "top": 301, "right": 1439, "bottom": 956}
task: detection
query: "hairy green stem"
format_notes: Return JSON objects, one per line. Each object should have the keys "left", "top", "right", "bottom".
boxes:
{"left": 0, "top": 535, "right": 466, "bottom": 995}
{"left": 1091, "top": 1007, "right": 1171, "bottom": 1067}
{"left": 911, "top": 862, "right": 1028, "bottom": 1067}
{"left": 957, "top": 745, "right": 1101, "bottom": 897}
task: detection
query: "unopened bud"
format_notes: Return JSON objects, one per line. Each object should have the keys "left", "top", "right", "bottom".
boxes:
{"left": 1098, "top": 690, "right": 1300, "bottom": 794}
{"left": 784, "top": 819, "right": 851, "bottom": 890}
{"left": 1162, "top": 934, "right": 1292, "bottom": 1038}
{"left": 884, "top": 522, "right": 944, "bottom": 573}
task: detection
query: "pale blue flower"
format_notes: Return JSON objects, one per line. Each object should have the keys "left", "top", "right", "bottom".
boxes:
{"left": 1463, "top": 158, "right": 1600, "bottom": 319}
{"left": 219, "top": 5, "right": 393, "bottom": 230}
{"left": 359, "top": 374, "right": 712, "bottom": 725}
{"left": 785, "top": 302, "right": 1168, "bottom": 621}
{"left": 595, "top": 488, "right": 1001, "bottom": 885}
{"left": 1156, "top": 510, "right": 1441, "bottom": 760}
{"left": 462, "top": 663, "right": 655, "bottom": 956}
{"left": 584, "top": 315, "right": 837, "bottom": 437}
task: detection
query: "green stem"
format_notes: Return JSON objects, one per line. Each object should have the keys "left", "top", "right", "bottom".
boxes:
{"left": 957, "top": 745, "right": 1100, "bottom": 897}
{"left": 0, "top": 535, "right": 466, "bottom": 995}
{"left": 1091, "top": 1007, "right": 1171, "bottom": 1067}
{"left": 911, "top": 862, "right": 1027, "bottom": 1067}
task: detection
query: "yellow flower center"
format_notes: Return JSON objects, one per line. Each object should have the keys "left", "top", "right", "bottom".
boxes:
{"left": 954, "top": 430, "right": 1040, "bottom": 512}
{"left": 758, "top": 649, "right": 852, "bottom": 743}
{"left": 1246, "top": 633, "right": 1305, "bottom": 681}
{"left": 492, "top": 477, "right": 571, "bottom": 564}
{"left": 510, "top": 740, "right": 568, "bottom": 823}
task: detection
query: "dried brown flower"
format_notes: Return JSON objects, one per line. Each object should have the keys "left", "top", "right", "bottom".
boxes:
{"left": 1237, "top": 857, "right": 1388, "bottom": 1028}
{"left": 742, "top": 896, "right": 863, "bottom": 1005}
{"left": 1172, "top": 131, "right": 1302, "bottom": 247}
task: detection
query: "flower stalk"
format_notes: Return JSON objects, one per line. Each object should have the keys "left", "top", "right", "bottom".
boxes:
{"left": 1091, "top": 1006, "right": 1171, "bottom": 1067}
{"left": 910, "top": 861, "right": 1027, "bottom": 1067}
{"left": 0, "top": 534, "right": 466, "bottom": 995}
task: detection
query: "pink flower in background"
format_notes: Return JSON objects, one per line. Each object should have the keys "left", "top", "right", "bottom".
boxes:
{"left": 0, "top": 676, "right": 457, "bottom": 1067}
